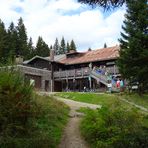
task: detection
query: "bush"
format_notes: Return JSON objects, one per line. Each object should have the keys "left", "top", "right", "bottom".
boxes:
{"left": 0, "top": 69, "right": 34, "bottom": 138}
{"left": 0, "top": 69, "right": 69, "bottom": 148}
{"left": 80, "top": 101, "right": 148, "bottom": 148}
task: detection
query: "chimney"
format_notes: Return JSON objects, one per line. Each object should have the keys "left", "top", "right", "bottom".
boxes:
{"left": 50, "top": 49, "right": 54, "bottom": 61}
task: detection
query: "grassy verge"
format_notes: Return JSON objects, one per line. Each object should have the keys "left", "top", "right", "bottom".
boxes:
{"left": 80, "top": 103, "right": 148, "bottom": 148}
{"left": 0, "top": 94, "right": 69, "bottom": 148}
{"left": 56, "top": 92, "right": 148, "bottom": 110}
{"left": 120, "top": 93, "right": 148, "bottom": 109}
{"left": 33, "top": 94, "right": 70, "bottom": 148}
{"left": 55, "top": 92, "right": 148, "bottom": 147}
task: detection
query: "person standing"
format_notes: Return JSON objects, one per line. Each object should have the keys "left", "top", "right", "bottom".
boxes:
{"left": 120, "top": 79, "right": 124, "bottom": 92}
{"left": 116, "top": 79, "right": 120, "bottom": 88}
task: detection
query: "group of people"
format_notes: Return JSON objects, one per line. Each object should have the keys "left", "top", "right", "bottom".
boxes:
{"left": 93, "top": 65, "right": 125, "bottom": 92}
{"left": 116, "top": 79, "right": 124, "bottom": 91}
{"left": 93, "top": 65, "right": 107, "bottom": 75}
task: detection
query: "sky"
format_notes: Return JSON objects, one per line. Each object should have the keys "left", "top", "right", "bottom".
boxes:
{"left": 0, "top": 0, "right": 126, "bottom": 51}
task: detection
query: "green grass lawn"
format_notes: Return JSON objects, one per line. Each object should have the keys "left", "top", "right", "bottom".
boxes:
{"left": 55, "top": 92, "right": 118, "bottom": 106}
{"left": 55, "top": 92, "right": 148, "bottom": 109}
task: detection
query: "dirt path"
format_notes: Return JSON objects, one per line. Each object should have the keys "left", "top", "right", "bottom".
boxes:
{"left": 54, "top": 96, "right": 101, "bottom": 148}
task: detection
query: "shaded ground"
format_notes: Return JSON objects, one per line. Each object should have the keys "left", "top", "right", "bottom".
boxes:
{"left": 54, "top": 96, "right": 101, "bottom": 148}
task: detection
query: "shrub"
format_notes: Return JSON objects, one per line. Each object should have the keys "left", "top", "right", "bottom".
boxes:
{"left": 0, "top": 68, "right": 34, "bottom": 138}
{"left": 80, "top": 101, "right": 148, "bottom": 148}
{"left": 0, "top": 69, "right": 69, "bottom": 147}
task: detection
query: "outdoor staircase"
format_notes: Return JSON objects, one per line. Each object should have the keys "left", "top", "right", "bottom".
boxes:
{"left": 90, "top": 70, "right": 108, "bottom": 86}
{"left": 90, "top": 69, "right": 119, "bottom": 92}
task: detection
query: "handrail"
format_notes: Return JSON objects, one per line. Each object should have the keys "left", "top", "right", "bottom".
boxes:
{"left": 90, "top": 70, "right": 108, "bottom": 85}
{"left": 54, "top": 67, "right": 91, "bottom": 79}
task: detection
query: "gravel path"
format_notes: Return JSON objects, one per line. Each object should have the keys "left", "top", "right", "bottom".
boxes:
{"left": 54, "top": 96, "right": 101, "bottom": 148}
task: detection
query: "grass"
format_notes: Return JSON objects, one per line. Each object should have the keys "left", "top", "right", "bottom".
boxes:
{"left": 55, "top": 92, "right": 148, "bottom": 148}
{"left": 0, "top": 94, "right": 70, "bottom": 148}
{"left": 55, "top": 92, "right": 118, "bottom": 106}
{"left": 121, "top": 93, "right": 148, "bottom": 109}
{"left": 55, "top": 92, "right": 148, "bottom": 128}
{"left": 33, "top": 94, "right": 70, "bottom": 148}
{"left": 55, "top": 92, "right": 148, "bottom": 110}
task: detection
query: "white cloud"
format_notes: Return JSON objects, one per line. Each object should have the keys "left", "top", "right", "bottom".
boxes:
{"left": 0, "top": 0, "right": 126, "bottom": 51}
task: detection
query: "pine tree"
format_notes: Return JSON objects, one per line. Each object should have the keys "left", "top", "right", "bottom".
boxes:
{"left": 7, "top": 22, "right": 18, "bottom": 61}
{"left": 66, "top": 42, "right": 70, "bottom": 53}
{"left": 49, "top": 45, "right": 53, "bottom": 50}
{"left": 104, "top": 43, "right": 107, "bottom": 48}
{"left": 53, "top": 38, "right": 60, "bottom": 55}
{"left": 16, "top": 17, "right": 28, "bottom": 59}
{"left": 35, "top": 36, "right": 50, "bottom": 57}
{"left": 27, "top": 37, "right": 34, "bottom": 59}
{"left": 117, "top": 0, "right": 148, "bottom": 94}
{"left": 88, "top": 47, "right": 92, "bottom": 51}
{"left": 70, "top": 39, "right": 76, "bottom": 51}
{"left": 0, "top": 19, "right": 8, "bottom": 63}
{"left": 60, "top": 37, "right": 66, "bottom": 54}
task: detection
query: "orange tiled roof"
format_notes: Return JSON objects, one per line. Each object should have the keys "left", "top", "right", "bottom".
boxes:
{"left": 59, "top": 45, "right": 119, "bottom": 65}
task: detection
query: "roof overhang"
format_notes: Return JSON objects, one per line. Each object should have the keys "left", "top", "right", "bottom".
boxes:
{"left": 23, "top": 56, "right": 51, "bottom": 64}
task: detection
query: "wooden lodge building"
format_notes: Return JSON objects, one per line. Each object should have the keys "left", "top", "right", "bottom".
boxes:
{"left": 20, "top": 45, "right": 120, "bottom": 92}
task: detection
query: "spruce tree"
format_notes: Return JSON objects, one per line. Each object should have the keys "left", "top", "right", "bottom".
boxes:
{"left": 66, "top": 42, "right": 70, "bottom": 53}
{"left": 35, "top": 36, "right": 50, "bottom": 57}
{"left": 16, "top": 17, "right": 28, "bottom": 59}
{"left": 60, "top": 37, "right": 66, "bottom": 54}
{"left": 7, "top": 22, "right": 18, "bottom": 61}
{"left": 27, "top": 37, "right": 34, "bottom": 59}
{"left": 88, "top": 47, "right": 92, "bottom": 51}
{"left": 53, "top": 38, "right": 60, "bottom": 55}
{"left": 70, "top": 39, "right": 76, "bottom": 51}
{"left": 0, "top": 19, "right": 8, "bottom": 63}
{"left": 118, "top": 0, "right": 148, "bottom": 94}
{"left": 104, "top": 43, "right": 107, "bottom": 48}
{"left": 49, "top": 45, "right": 53, "bottom": 50}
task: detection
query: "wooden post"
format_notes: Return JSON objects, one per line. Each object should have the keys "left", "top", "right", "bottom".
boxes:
{"left": 50, "top": 49, "right": 54, "bottom": 92}
{"left": 114, "top": 65, "right": 115, "bottom": 75}
{"left": 66, "top": 79, "right": 68, "bottom": 91}
{"left": 89, "top": 76, "right": 92, "bottom": 90}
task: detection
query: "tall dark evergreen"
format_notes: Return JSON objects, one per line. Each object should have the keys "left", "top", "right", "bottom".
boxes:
{"left": 7, "top": 22, "right": 18, "bottom": 61}
{"left": 16, "top": 17, "right": 28, "bottom": 59}
{"left": 60, "top": 37, "right": 66, "bottom": 54}
{"left": 88, "top": 47, "right": 92, "bottom": 51}
{"left": 104, "top": 43, "right": 107, "bottom": 48}
{"left": 0, "top": 19, "right": 8, "bottom": 63}
{"left": 70, "top": 39, "right": 76, "bottom": 51}
{"left": 27, "top": 37, "right": 34, "bottom": 59}
{"left": 66, "top": 42, "right": 70, "bottom": 53}
{"left": 53, "top": 38, "right": 60, "bottom": 55}
{"left": 35, "top": 36, "right": 50, "bottom": 57}
{"left": 49, "top": 45, "right": 53, "bottom": 50}
{"left": 117, "top": 0, "right": 148, "bottom": 93}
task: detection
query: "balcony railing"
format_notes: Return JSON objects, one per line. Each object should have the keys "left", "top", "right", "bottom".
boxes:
{"left": 54, "top": 67, "right": 91, "bottom": 79}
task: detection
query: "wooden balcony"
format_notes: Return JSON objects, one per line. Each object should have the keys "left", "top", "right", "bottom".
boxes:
{"left": 54, "top": 67, "right": 91, "bottom": 80}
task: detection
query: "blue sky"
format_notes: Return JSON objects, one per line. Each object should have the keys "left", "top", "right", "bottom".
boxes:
{"left": 0, "top": 0, "right": 126, "bottom": 51}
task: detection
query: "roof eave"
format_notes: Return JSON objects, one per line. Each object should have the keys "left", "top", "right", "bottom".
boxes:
{"left": 60, "top": 57, "right": 119, "bottom": 65}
